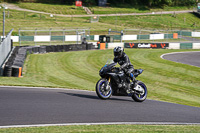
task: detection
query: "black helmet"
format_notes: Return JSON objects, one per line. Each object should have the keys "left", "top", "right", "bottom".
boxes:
{"left": 114, "top": 46, "right": 124, "bottom": 58}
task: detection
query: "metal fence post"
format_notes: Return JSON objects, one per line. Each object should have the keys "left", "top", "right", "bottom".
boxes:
{"left": 152, "top": 29, "right": 155, "bottom": 43}
{"left": 35, "top": 28, "right": 37, "bottom": 46}
{"left": 192, "top": 29, "right": 194, "bottom": 43}
{"left": 49, "top": 28, "right": 51, "bottom": 45}
{"left": 180, "top": 30, "right": 182, "bottom": 43}
{"left": 76, "top": 29, "right": 78, "bottom": 45}
{"left": 19, "top": 28, "right": 21, "bottom": 46}
{"left": 120, "top": 30, "right": 123, "bottom": 43}
{"left": 167, "top": 29, "right": 168, "bottom": 43}
{"left": 139, "top": 29, "right": 141, "bottom": 43}
{"left": 83, "top": 29, "right": 86, "bottom": 40}
{"left": 63, "top": 29, "right": 65, "bottom": 45}
{"left": 124, "top": 28, "right": 126, "bottom": 36}
{"left": 3, "top": 6, "right": 5, "bottom": 38}
{"left": 88, "top": 28, "right": 91, "bottom": 42}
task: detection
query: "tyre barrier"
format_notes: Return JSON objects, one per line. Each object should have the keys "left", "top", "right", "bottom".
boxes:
{"left": 40, "top": 46, "right": 46, "bottom": 53}
{"left": 6, "top": 47, "right": 20, "bottom": 65}
{"left": 2, "top": 43, "right": 95, "bottom": 77}
{"left": 63, "top": 45, "right": 70, "bottom": 52}
{"left": 26, "top": 46, "right": 34, "bottom": 54}
{"left": 46, "top": 45, "right": 53, "bottom": 53}
{"left": 32, "top": 46, "right": 40, "bottom": 54}
{"left": 11, "top": 66, "right": 22, "bottom": 77}
{"left": 3, "top": 65, "right": 12, "bottom": 77}
{"left": 3, "top": 47, "right": 20, "bottom": 77}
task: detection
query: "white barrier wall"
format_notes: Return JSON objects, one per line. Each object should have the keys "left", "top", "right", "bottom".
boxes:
{"left": 193, "top": 43, "right": 200, "bottom": 49}
{"left": 192, "top": 32, "right": 200, "bottom": 37}
{"left": 150, "top": 34, "right": 164, "bottom": 40}
{"left": 122, "top": 35, "right": 137, "bottom": 40}
{"left": 11, "top": 36, "right": 19, "bottom": 42}
{"left": 107, "top": 43, "right": 124, "bottom": 49}
{"left": 168, "top": 43, "right": 180, "bottom": 49}
{"left": 65, "top": 35, "right": 81, "bottom": 41}
{"left": 34, "top": 36, "right": 51, "bottom": 42}
{"left": 94, "top": 35, "right": 99, "bottom": 41}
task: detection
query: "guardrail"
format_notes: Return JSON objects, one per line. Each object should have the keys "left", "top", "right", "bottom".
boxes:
{"left": 0, "top": 29, "right": 13, "bottom": 76}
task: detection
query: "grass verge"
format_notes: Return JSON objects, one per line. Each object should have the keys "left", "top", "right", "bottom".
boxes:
{"left": 0, "top": 124, "right": 200, "bottom": 133}
{"left": 16, "top": 3, "right": 86, "bottom": 15}
{"left": 16, "top": 3, "right": 194, "bottom": 15}
{"left": 90, "top": 5, "right": 194, "bottom": 14}
{"left": 1, "top": 9, "right": 200, "bottom": 36}
{"left": 99, "top": 13, "right": 200, "bottom": 30}
{"left": 0, "top": 49, "right": 200, "bottom": 107}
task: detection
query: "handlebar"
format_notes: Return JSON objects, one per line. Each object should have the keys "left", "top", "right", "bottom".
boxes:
{"left": 113, "top": 67, "right": 124, "bottom": 72}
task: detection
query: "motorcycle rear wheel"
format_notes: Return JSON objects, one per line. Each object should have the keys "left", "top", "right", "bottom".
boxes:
{"left": 96, "top": 79, "right": 112, "bottom": 100}
{"left": 132, "top": 81, "right": 147, "bottom": 102}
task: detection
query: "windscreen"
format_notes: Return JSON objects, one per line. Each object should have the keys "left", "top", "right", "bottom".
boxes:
{"left": 105, "top": 59, "right": 114, "bottom": 65}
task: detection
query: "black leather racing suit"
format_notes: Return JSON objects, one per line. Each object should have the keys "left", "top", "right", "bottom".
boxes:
{"left": 113, "top": 52, "right": 134, "bottom": 80}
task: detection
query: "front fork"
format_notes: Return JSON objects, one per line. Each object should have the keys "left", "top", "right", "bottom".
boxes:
{"left": 132, "top": 77, "right": 138, "bottom": 88}
{"left": 105, "top": 77, "right": 111, "bottom": 91}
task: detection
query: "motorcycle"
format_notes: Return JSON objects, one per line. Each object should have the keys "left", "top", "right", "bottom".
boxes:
{"left": 96, "top": 59, "right": 147, "bottom": 102}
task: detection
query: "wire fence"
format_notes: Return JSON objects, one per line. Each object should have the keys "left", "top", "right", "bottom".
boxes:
{"left": 10, "top": 28, "right": 200, "bottom": 46}
{"left": 122, "top": 29, "right": 200, "bottom": 43}
{"left": 18, "top": 28, "right": 90, "bottom": 46}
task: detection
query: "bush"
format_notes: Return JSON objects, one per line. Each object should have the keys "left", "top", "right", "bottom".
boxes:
{"left": 30, "top": 14, "right": 39, "bottom": 18}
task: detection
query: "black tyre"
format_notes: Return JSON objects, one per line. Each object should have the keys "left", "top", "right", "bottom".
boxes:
{"left": 96, "top": 79, "right": 112, "bottom": 99}
{"left": 132, "top": 81, "right": 147, "bottom": 102}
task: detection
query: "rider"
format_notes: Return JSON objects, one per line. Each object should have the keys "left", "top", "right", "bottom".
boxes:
{"left": 113, "top": 46, "right": 136, "bottom": 92}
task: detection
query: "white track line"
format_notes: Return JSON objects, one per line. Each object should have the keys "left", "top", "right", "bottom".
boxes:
{"left": 1, "top": 52, "right": 200, "bottom": 129}
{"left": 1, "top": 122, "right": 200, "bottom": 128}
{"left": 0, "top": 86, "right": 93, "bottom": 93}
{"left": 160, "top": 51, "right": 200, "bottom": 59}
{"left": 160, "top": 51, "right": 200, "bottom": 68}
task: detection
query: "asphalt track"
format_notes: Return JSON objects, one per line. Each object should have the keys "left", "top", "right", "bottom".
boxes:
{"left": 0, "top": 86, "right": 200, "bottom": 128}
{"left": 1, "top": 51, "right": 200, "bottom": 128}
{"left": 161, "top": 51, "right": 200, "bottom": 67}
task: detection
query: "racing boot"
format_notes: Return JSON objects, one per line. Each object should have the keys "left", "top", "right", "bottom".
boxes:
{"left": 131, "top": 77, "right": 138, "bottom": 90}
{"left": 126, "top": 77, "right": 138, "bottom": 94}
{"left": 126, "top": 78, "right": 135, "bottom": 93}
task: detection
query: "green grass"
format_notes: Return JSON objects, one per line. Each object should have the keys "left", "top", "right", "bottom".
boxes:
{"left": 15, "top": 41, "right": 83, "bottom": 46}
{"left": 2, "top": 11, "right": 200, "bottom": 38}
{"left": 0, "top": 125, "right": 200, "bottom": 133}
{"left": 99, "top": 13, "right": 200, "bottom": 30}
{"left": 16, "top": 3, "right": 86, "bottom": 15}
{"left": 91, "top": 5, "right": 194, "bottom": 14}
{"left": 0, "top": 49, "right": 200, "bottom": 107}
{"left": 1, "top": 9, "right": 123, "bottom": 36}
{"left": 1, "top": 3, "right": 200, "bottom": 131}
{"left": 15, "top": 3, "right": 194, "bottom": 15}
{"left": 1, "top": 8, "right": 200, "bottom": 37}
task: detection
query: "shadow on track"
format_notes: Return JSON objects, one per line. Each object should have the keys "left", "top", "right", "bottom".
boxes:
{"left": 58, "top": 92, "right": 135, "bottom": 102}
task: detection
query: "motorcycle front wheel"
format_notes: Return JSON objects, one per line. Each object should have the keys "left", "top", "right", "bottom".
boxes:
{"left": 96, "top": 79, "right": 112, "bottom": 100}
{"left": 132, "top": 81, "right": 147, "bottom": 102}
